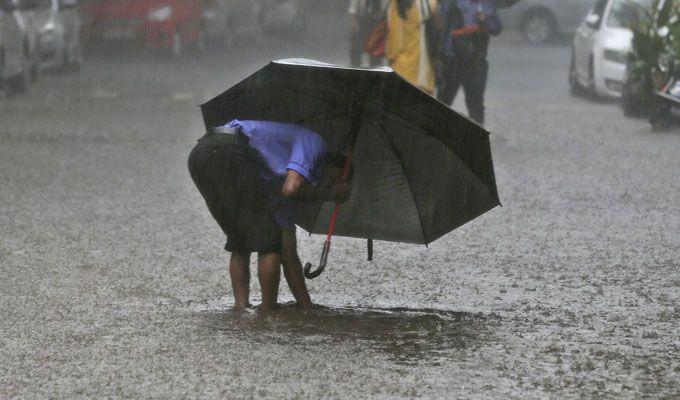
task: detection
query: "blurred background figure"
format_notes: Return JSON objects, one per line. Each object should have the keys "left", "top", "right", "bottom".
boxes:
{"left": 386, "top": 0, "right": 438, "bottom": 94}
{"left": 348, "top": 0, "right": 388, "bottom": 67}
{"left": 203, "top": 0, "right": 260, "bottom": 48}
{"left": 436, "top": 0, "right": 502, "bottom": 125}
{"left": 258, "top": 0, "right": 309, "bottom": 36}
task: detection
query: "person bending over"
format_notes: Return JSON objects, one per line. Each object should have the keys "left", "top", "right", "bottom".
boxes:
{"left": 188, "top": 120, "right": 350, "bottom": 311}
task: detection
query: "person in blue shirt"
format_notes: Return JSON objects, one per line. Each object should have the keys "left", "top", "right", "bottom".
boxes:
{"left": 437, "top": 0, "right": 502, "bottom": 125}
{"left": 188, "top": 120, "right": 350, "bottom": 311}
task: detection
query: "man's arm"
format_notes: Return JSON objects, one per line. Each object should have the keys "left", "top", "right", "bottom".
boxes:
{"left": 485, "top": 13, "right": 502, "bottom": 36}
{"left": 479, "top": 2, "right": 503, "bottom": 36}
{"left": 281, "top": 170, "right": 349, "bottom": 202}
{"left": 280, "top": 228, "right": 312, "bottom": 310}
{"left": 454, "top": 10, "right": 502, "bottom": 37}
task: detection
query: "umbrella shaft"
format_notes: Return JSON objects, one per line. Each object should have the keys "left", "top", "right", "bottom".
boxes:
{"left": 325, "top": 149, "right": 354, "bottom": 242}
{"left": 326, "top": 204, "right": 341, "bottom": 242}
{"left": 342, "top": 149, "right": 354, "bottom": 178}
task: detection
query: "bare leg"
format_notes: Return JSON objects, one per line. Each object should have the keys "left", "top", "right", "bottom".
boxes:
{"left": 257, "top": 252, "right": 281, "bottom": 311}
{"left": 229, "top": 252, "right": 251, "bottom": 310}
{"left": 280, "top": 229, "right": 312, "bottom": 310}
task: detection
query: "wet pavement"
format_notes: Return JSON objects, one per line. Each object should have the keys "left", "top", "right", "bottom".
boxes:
{"left": 1, "top": 14, "right": 680, "bottom": 400}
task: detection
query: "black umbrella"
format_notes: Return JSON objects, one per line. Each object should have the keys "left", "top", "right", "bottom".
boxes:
{"left": 495, "top": 0, "right": 521, "bottom": 8}
{"left": 200, "top": 59, "right": 500, "bottom": 278}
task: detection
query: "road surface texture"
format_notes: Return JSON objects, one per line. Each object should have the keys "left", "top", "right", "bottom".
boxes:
{"left": 1, "top": 8, "right": 679, "bottom": 400}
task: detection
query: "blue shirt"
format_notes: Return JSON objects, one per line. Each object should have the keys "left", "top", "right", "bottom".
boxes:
{"left": 439, "top": 0, "right": 502, "bottom": 57}
{"left": 225, "top": 119, "right": 328, "bottom": 229}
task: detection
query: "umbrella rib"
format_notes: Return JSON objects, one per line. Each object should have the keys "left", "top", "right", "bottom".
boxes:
{"left": 225, "top": 85, "right": 350, "bottom": 109}
{"left": 378, "top": 111, "right": 501, "bottom": 206}
{"left": 295, "top": 107, "right": 355, "bottom": 235}
{"left": 374, "top": 117, "right": 429, "bottom": 245}
{"left": 298, "top": 106, "right": 350, "bottom": 125}
{"left": 214, "top": 97, "right": 347, "bottom": 129}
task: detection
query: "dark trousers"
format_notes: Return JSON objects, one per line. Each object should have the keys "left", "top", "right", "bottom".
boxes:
{"left": 188, "top": 132, "right": 282, "bottom": 254}
{"left": 437, "top": 54, "right": 489, "bottom": 125}
{"left": 350, "top": 17, "right": 383, "bottom": 68}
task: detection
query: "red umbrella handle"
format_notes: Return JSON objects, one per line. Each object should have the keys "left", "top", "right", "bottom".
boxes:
{"left": 304, "top": 150, "right": 354, "bottom": 279}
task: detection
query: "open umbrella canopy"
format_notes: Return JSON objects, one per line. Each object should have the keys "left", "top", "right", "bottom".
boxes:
{"left": 495, "top": 0, "right": 521, "bottom": 8}
{"left": 200, "top": 59, "right": 500, "bottom": 246}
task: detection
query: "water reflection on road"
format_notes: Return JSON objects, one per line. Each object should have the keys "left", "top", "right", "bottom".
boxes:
{"left": 198, "top": 303, "right": 500, "bottom": 366}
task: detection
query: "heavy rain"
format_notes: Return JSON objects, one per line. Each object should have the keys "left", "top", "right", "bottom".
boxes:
{"left": 1, "top": 0, "right": 679, "bottom": 398}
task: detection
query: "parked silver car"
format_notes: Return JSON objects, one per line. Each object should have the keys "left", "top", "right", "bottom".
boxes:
{"left": 498, "top": 0, "right": 595, "bottom": 44}
{"left": 1, "top": 0, "right": 25, "bottom": 91}
{"left": 1, "top": 0, "right": 39, "bottom": 92}
{"left": 203, "top": 0, "right": 306, "bottom": 46}
{"left": 34, "top": 0, "right": 82, "bottom": 71}
{"left": 203, "top": 0, "right": 260, "bottom": 45}
{"left": 13, "top": 0, "right": 42, "bottom": 74}
{"left": 258, "top": 0, "right": 307, "bottom": 34}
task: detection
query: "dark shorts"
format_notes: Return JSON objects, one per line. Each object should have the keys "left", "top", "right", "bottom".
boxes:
{"left": 188, "top": 130, "right": 281, "bottom": 254}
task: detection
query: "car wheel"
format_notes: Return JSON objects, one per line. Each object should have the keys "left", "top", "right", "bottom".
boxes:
{"left": 30, "top": 50, "right": 41, "bottom": 82}
{"left": 521, "top": 9, "right": 557, "bottom": 44}
{"left": 586, "top": 57, "right": 598, "bottom": 100}
{"left": 68, "top": 38, "right": 84, "bottom": 72}
{"left": 9, "top": 46, "right": 31, "bottom": 94}
{"left": 0, "top": 47, "right": 7, "bottom": 96}
{"left": 192, "top": 30, "right": 206, "bottom": 54}
{"left": 650, "top": 102, "right": 672, "bottom": 131}
{"left": 621, "top": 79, "right": 644, "bottom": 117}
{"left": 58, "top": 45, "right": 69, "bottom": 73}
{"left": 569, "top": 50, "right": 584, "bottom": 96}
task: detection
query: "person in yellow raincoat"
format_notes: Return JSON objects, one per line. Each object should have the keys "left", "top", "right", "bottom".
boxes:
{"left": 386, "top": 0, "right": 438, "bottom": 94}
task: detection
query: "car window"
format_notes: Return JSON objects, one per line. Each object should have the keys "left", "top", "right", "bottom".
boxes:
{"left": 593, "top": 0, "right": 608, "bottom": 17}
{"left": 607, "top": 0, "right": 653, "bottom": 28}
{"left": 14, "top": 0, "right": 51, "bottom": 8}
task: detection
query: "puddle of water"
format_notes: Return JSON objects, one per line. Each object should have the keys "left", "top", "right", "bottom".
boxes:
{"left": 196, "top": 302, "right": 500, "bottom": 366}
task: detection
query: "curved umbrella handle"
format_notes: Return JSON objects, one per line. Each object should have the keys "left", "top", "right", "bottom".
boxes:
{"left": 304, "top": 240, "right": 331, "bottom": 279}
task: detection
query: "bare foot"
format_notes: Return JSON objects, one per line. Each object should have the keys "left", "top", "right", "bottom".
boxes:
{"left": 295, "top": 300, "right": 313, "bottom": 311}
{"left": 256, "top": 302, "right": 280, "bottom": 312}
{"left": 233, "top": 302, "right": 252, "bottom": 312}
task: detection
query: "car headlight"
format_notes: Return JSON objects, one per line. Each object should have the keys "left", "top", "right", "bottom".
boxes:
{"left": 39, "top": 21, "right": 57, "bottom": 34}
{"left": 658, "top": 53, "right": 673, "bottom": 73}
{"left": 603, "top": 49, "right": 627, "bottom": 64}
{"left": 148, "top": 6, "right": 173, "bottom": 22}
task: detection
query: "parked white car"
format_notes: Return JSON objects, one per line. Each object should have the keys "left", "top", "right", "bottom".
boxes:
{"left": 34, "top": 0, "right": 82, "bottom": 71}
{"left": 498, "top": 0, "right": 595, "bottom": 44}
{"left": 570, "top": 0, "right": 652, "bottom": 97}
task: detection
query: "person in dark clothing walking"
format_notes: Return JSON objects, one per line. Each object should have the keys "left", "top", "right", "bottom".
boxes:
{"left": 349, "top": 0, "right": 388, "bottom": 67}
{"left": 437, "top": 0, "right": 501, "bottom": 125}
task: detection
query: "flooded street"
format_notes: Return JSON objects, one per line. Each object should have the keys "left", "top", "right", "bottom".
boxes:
{"left": 2, "top": 7, "right": 680, "bottom": 399}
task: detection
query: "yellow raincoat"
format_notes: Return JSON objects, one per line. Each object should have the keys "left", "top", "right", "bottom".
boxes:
{"left": 386, "top": 0, "right": 438, "bottom": 94}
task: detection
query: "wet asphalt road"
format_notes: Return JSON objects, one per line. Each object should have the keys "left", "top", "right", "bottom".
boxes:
{"left": 1, "top": 17, "right": 680, "bottom": 400}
